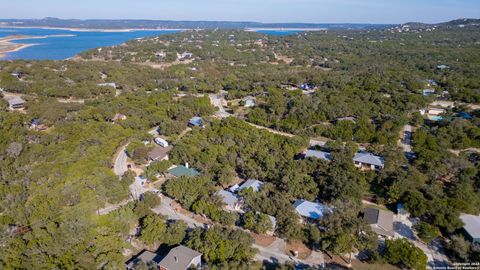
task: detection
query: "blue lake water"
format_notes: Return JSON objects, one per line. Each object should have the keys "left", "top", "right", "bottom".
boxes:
{"left": 0, "top": 27, "right": 300, "bottom": 60}
{"left": 0, "top": 28, "right": 179, "bottom": 60}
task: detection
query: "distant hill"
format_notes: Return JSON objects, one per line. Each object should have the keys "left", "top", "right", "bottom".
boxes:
{"left": 402, "top": 18, "right": 480, "bottom": 29}
{"left": 0, "top": 17, "right": 392, "bottom": 30}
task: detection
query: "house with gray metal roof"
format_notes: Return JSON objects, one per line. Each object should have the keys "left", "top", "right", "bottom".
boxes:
{"left": 158, "top": 245, "right": 202, "bottom": 270}
{"left": 237, "top": 179, "right": 263, "bottom": 192}
{"left": 460, "top": 214, "right": 480, "bottom": 243}
{"left": 216, "top": 190, "right": 242, "bottom": 211}
{"left": 353, "top": 152, "right": 385, "bottom": 170}
{"left": 168, "top": 165, "right": 200, "bottom": 178}
{"left": 7, "top": 97, "right": 26, "bottom": 109}
{"left": 293, "top": 199, "right": 331, "bottom": 220}
{"left": 304, "top": 149, "right": 332, "bottom": 162}
{"left": 363, "top": 207, "right": 394, "bottom": 238}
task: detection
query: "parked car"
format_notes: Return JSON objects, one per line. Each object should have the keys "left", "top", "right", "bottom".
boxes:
{"left": 154, "top": 137, "right": 169, "bottom": 147}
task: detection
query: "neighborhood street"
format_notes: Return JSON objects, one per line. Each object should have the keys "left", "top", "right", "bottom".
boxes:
{"left": 113, "top": 145, "right": 128, "bottom": 177}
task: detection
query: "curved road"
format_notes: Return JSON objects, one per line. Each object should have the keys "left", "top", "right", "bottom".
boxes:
{"left": 113, "top": 145, "right": 128, "bottom": 177}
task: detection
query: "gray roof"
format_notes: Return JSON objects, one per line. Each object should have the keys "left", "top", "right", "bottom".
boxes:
{"left": 305, "top": 150, "right": 331, "bottom": 162}
{"left": 460, "top": 214, "right": 480, "bottom": 240}
{"left": 293, "top": 199, "right": 330, "bottom": 220}
{"left": 188, "top": 116, "right": 203, "bottom": 126}
{"left": 158, "top": 245, "right": 202, "bottom": 270}
{"left": 126, "top": 250, "right": 162, "bottom": 269}
{"left": 7, "top": 97, "right": 25, "bottom": 107}
{"left": 217, "top": 190, "right": 239, "bottom": 206}
{"left": 364, "top": 207, "right": 394, "bottom": 237}
{"left": 354, "top": 152, "right": 385, "bottom": 167}
{"left": 238, "top": 179, "right": 263, "bottom": 192}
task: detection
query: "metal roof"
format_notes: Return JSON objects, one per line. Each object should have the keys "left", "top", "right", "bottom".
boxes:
{"left": 168, "top": 165, "right": 200, "bottom": 178}
{"left": 238, "top": 179, "right": 263, "bottom": 192}
{"left": 364, "top": 207, "right": 394, "bottom": 237}
{"left": 460, "top": 214, "right": 480, "bottom": 240}
{"left": 305, "top": 150, "right": 331, "bottom": 161}
{"left": 293, "top": 199, "right": 330, "bottom": 220}
{"left": 188, "top": 117, "right": 203, "bottom": 126}
{"left": 353, "top": 152, "right": 385, "bottom": 167}
{"left": 217, "top": 190, "right": 239, "bottom": 206}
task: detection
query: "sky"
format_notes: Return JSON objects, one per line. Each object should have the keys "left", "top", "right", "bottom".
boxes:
{"left": 1, "top": 0, "right": 479, "bottom": 24}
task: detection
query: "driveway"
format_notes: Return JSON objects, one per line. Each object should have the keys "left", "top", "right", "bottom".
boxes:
{"left": 113, "top": 145, "right": 128, "bottom": 177}
{"left": 209, "top": 93, "right": 231, "bottom": 118}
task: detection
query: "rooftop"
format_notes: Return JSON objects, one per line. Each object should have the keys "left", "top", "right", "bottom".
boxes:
{"left": 460, "top": 214, "right": 480, "bottom": 240}
{"left": 238, "top": 179, "right": 263, "bottom": 192}
{"left": 158, "top": 245, "right": 202, "bottom": 270}
{"left": 364, "top": 207, "right": 394, "bottom": 237}
{"left": 305, "top": 149, "right": 331, "bottom": 162}
{"left": 293, "top": 199, "right": 330, "bottom": 220}
{"left": 148, "top": 146, "right": 172, "bottom": 161}
{"left": 353, "top": 152, "right": 385, "bottom": 167}
{"left": 7, "top": 97, "right": 26, "bottom": 106}
{"left": 126, "top": 250, "right": 162, "bottom": 269}
{"left": 168, "top": 165, "right": 200, "bottom": 178}
{"left": 217, "top": 190, "right": 239, "bottom": 206}
{"left": 188, "top": 116, "right": 204, "bottom": 127}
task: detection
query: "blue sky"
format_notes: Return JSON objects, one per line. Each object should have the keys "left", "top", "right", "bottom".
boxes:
{"left": 1, "top": 0, "right": 479, "bottom": 24}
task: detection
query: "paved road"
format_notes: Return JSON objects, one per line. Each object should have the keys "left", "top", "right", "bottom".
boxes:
{"left": 113, "top": 145, "right": 128, "bottom": 177}
{"left": 400, "top": 125, "right": 413, "bottom": 153}
{"left": 209, "top": 93, "right": 231, "bottom": 118}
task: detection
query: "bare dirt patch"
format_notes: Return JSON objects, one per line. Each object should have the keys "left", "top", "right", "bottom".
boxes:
{"left": 250, "top": 232, "right": 276, "bottom": 247}
{"left": 285, "top": 241, "right": 312, "bottom": 259}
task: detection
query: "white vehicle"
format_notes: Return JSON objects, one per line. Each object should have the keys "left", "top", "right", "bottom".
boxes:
{"left": 154, "top": 137, "right": 169, "bottom": 147}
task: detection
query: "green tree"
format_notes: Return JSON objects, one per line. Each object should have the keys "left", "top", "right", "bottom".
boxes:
{"left": 383, "top": 239, "right": 427, "bottom": 270}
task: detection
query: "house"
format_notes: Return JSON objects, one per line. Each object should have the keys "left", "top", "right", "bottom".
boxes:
{"left": 148, "top": 146, "right": 172, "bottom": 162}
{"left": 126, "top": 250, "right": 163, "bottom": 270}
{"left": 420, "top": 107, "right": 445, "bottom": 116}
{"left": 237, "top": 179, "right": 263, "bottom": 192}
{"left": 363, "top": 207, "right": 395, "bottom": 238}
{"left": 243, "top": 97, "right": 256, "bottom": 108}
{"left": 158, "top": 245, "right": 202, "bottom": 270}
{"left": 7, "top": 97, "right": 26, "bottom": 109}
{"left": 216, "top": 190, "right": 242, "bottom": 211}
{"left": 335, "top": 116, "right": 356, "bottom": 123}
{"left": 460, "top": 214, "right": 480, "bottom": 243}
{"left": 188, "top": 117, "right": 205, "bottom": 128}
{"left": 97, "top": 82, "right": 118, "bottom": 89}
{"left": 112, "top": 113, "right": 127, "bottom": 122}
{"left": 422, "top": 89, "right": 436, "bottom": 96}
{"left": 168, "top": 165, "right": 201, "bottom": 178}
{"left": 426, "top": 79, "right": 438, "bottom": 87}
{"left": 178, "top": 52, "right": 193, "bottom": 60}
{"left": 293, "top": 199, "right": 331, "bottom": 220}
{"left": 437, "top": 65, "right": 449, "bottom": 70}
{"left": 353, "top": 152, "right": 385, "bottom": 170}
{"left": 304, "top": 149, "right": 331, "bottom": 162}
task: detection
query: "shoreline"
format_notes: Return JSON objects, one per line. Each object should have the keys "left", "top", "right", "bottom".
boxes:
{"left": 0, "top": 34, "right": 77, "bottom": 59}
{"left": 0, "top": 26, "right": 188, "bottom": 32}
{"left": 245, "top": 28, "right": 327, "bottom": 32}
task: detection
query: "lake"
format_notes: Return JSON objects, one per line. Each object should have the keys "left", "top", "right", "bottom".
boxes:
{"left": 0, "top": 28, "right": 180, "bottom": 60}
{"left": 0, "top": 28, "right": 301, "bottom": 60}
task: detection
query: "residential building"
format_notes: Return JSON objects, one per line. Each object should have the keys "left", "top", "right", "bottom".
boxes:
{"left": 363, "top": 207, "right": 395, "bottom": 238}
{"left": 437, "top": 65, "right": 449, "bottom": 70}
{"left": 460, "top": 214, "right": 480, "bottom": 243}
{"left": 353, "top": 152, "right": 385, "bottom": 170}
{"left": 304, "top": 149, "right": 331, "bottom": 162}
{"left": 158, "top": 245, "right": 202, "bottom": 270}
{"left": 7, "top": 97, "right": 26, "bottom": 109}
{"left": 112, "top": 113, "right": 127, "bottom": 122}
{"left": 216, "top": 190, "right": 242, "bottom": 211}
{"left": 148, "top": 146, "right": 172, "bottom": 162}
{"left": 97, "top": 82, "right": 118, "bottom": 89}
{"left": 422, "top": 89, "right": 436, "bottom": 96}
{"left": 168, "top": 165, "right": 200, "bottom": 178}
{"left": 243, "top": 97, "right": 256, "bottom": 107}
{"left": 188, "top": 117, "right": 205, "bottom": 128}
{"left": 237, "top": 179, "right": 263, "bottom": 192}
{"left": 293, "top": 199, "right": 331, "bottom": 221}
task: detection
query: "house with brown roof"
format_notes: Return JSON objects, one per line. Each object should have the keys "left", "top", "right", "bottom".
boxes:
{"left": 148, "top": 146, "right": 172, "bottom": 162}
{"left": 158, "top": 245, "right": 202, "bottom": 270}
{"left": 363, "top": 207, "right": 395, "bottom": 238}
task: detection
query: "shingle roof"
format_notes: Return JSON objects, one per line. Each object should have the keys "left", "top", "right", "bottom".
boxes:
{"left": 460, "top": 214, "right": 480, "bottom": 240}
{"left": 148, "top": 146, "right": 172, "bottom": 161}
{"left": 168, "top": 166, "right": 200, "bottom": 177}
{"left": 354, "top": 152, "right": 385, "bottom": 167}
{"left": 217, "top": 190, "right": 239, "bottom": 206}
{"left": 293, "top": 199, "right": 330, "bottom": 220}
{"left": 158, "top": 245, "right": 202, "bottom": 270}
{"left": 364, "top": 207, "right": 394, "bottom": 237}
{"left": 238, "top": 179, "right": 263, "bottom": 192}
{"left": 305, "top": 150, "right": 331, "bottom": 162}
